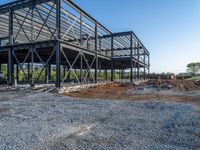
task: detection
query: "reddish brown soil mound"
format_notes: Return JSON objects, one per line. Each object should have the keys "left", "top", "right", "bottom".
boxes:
{"left": 63, "top": 79, "right": 200, "bottom": 105}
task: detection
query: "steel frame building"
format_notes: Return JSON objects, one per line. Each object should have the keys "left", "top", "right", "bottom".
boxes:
{"left": 0, "top": 0, "right": 150, "bottom": 88}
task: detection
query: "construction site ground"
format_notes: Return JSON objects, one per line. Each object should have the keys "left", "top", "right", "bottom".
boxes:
{"left": 0, "top": 79, "right": 200, "bottom": 149}
{"left": 64, "top": 79, "right": 200, "bottom": 106}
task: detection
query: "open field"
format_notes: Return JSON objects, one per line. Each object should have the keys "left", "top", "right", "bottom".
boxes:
{"left": 0, "top": 79, "right": 200, "bottom": 150}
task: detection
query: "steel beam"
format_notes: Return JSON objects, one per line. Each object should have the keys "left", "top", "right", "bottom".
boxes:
{"left": 0, "top": 0, "right": 53, "bottom": 15}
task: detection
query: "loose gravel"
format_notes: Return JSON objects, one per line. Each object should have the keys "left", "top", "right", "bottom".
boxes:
{"left": 0, "top": 89, "right": 200, "bottom": 150}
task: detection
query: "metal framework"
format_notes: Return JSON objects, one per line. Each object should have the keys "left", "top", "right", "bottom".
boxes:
{"left": 0, "top": 0, "right": 150, "bottom": 87}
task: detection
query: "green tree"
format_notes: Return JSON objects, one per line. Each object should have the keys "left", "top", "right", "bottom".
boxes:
{"left": 187, "top": 62, "right": 200, "bottom": 75}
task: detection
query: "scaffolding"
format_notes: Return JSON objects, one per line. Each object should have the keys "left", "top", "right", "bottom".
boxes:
{"left": 0, "top": 0, "right": 150, "bottom": 87}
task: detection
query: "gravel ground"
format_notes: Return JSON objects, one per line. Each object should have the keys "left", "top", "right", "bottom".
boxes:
{"left": 0, "top": 89, "right": 200, "bottom": 150}
{"left": 129, "top": 83, "right": 200, "bottom": 97}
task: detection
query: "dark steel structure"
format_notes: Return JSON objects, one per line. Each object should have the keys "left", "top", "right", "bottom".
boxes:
{"left": 0, "top": 0, "right": 150, "bottom": 87}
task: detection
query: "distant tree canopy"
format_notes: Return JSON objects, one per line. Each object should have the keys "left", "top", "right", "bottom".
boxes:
{"left": 187, "top": 62, "right": 200, "bottom": 75}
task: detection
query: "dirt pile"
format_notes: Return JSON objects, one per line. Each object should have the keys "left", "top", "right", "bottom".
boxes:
{"left": 63, "top": 79, "right": 200, "bottom": 105}
{"left": 159, "top": 80, "right": 200, "bottom": 91}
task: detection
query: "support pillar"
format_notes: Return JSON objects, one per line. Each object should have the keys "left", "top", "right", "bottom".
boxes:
{"left": 148, "top": 54, "right": 150, "bottom": 79}
{"left": 63, "top": 66, "right": 66, "bottom": 81}
{"left": 8, "top": 8, "right": 14, "bottom": 86}
{"left": 121, "top": 68, "right": 124, "bottom": 82}
{"left": 56, "top": 0, "right": 61, "bottom": 88}
{"left": 95, "top": 22, "right": 98, "bottom": 83}
{"left": 111, "top": 64, "right": 114, "bottom": 82}
{"left": 137, "top": 42, "right": 140, "bottom": 80}
{"left": 111, "top": 35, "right": 114, "bottom": 82}
{"left": 80, "top": 12, "right": 83, "bottom": 84}
{"left": 48, "top": 64, "right": 51, "bottom": 81}
{"left": 16, "top": 64, "right": 19, "bottom": 83}
{"left": 67, "top": 66, "right": 70, "bottom": 81}
{"left": 130, "top": 34, "right": 133, "bottom": 82}
{"left": 137, "top": 67, "right": 140, "bottom": 80}
{"left": 55, "top": 43, "right": 61, "bottom": 88}
{"left": 28, "top": 63, "right": 30, "bottom": 80}
{"left": 105, "top": 68, "right": 107, "bottom": 81}
{"left": 31, "top": 47, "right": 34, "bottom": 87}
{"left": 45, "top": 63, "right": 50, "bottom": 84}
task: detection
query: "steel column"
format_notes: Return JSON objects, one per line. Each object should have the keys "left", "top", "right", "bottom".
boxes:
{"left": 80, "top": 12, "right": 83, "bottom": 84}
{"left": 148, "top": 54, "right": 150, "bottom": 78}
{"left": 121, "top": 68, "right": 124, "bottom": 82}
{"left": 49, "top": 64, "right": 51, "bottom": 81}
{"left": 8, "top": 8, "right": 14, "bottom": 86}
{"left": 144, "top": 54, "right": 146, "bottom": 80}
{"left": 28, "top": 63, "right": 30, "bottom": 80}
{"left": 16, "top": 64, "right": 19, "bottom": 83}
{"left": 31, "top": 46, "right": 34, "bottom": 87}
{"left": 56, "top": 0, "right": 61, "bottom": 88}
{"left": 111, "top": 35, "right": 114, "bottom": 82}
{"left": 105, "top": 68, "right": 107, "bottom": 81}
{"left": 137, "top": 42, "right": 140, "bottom": 80}
{"left": 45, "top": 63, "right": 50, "bottom": 84}
{"left": 130, "top": 34, "right": 133, "bottom": 82}
{"left": 67, "top": 66, "right": 70, "bottom": 81}
{"left": 95, "top": 22, "right": 98, "bottom": 83}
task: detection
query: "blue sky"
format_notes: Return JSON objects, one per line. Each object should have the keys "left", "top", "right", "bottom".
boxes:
{"left": 1, "top": 0, "right": 200, "bottom": 73}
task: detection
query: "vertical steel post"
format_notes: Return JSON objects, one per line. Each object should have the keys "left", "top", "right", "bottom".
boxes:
{"left": 67, "top": 66, "right": 70, "bottom": 81}
{"left": 105, "top": 68, "right": 107, "bottom": 81}
{"left": 137, "top": 42, "right": 140, "bottom": 80}
{"left": 111, "top": 35, "right": 114, "bottom": 82}
{"left": 130, "top": 34, "right": 133, "bottom": 82}
{"left": 8, "top": 8, "right": 14, "bottom": 86}
{"left": 31, "top": 47, "right": 34, "bottom": 87}
{"left": 45, "top": 63, "right": 50, "bottom": 84}
{"left": 148, "top": 54, "right": 150, "bottom": 79}
{"left": 99, "top": 59, "right": 101, "bottom": 80}
{"left": 121, "top": 67, "right": 124, "bottom": 82}
{"left": 56, "top": 0, "right": 61, "bottom": 88}
{"left": 95, "top": 22, "right": 98, "bottom": 83}
{"left": 28, "top": 63, "right": 30, "bottom": 80}
{"left": 63, "top": 65, "right": 66, "bottom": 82}
{"left": 144, "top": 54, "right": 146, "bottom": 80}
{"left": 49, "top": 64, "right": 51, "bottom": 81}
{"left": 16, "top": 64, "right": 19, "bottom": 83}
{"left": 80, "top": 12, "right": 83, "bottom": 84}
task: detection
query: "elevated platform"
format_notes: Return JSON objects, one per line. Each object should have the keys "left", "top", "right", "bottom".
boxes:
{"left": 0, "top": 0, "right": 150, "bottom": 87}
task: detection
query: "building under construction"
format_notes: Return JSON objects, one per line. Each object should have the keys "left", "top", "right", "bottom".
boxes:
{"left": 0, "top": 0, "right": 150, "bottom": 87}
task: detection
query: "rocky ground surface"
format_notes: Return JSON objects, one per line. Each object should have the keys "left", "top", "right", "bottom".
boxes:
{"left": 0, "top": 82, "right": 200, "bottom": 150}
